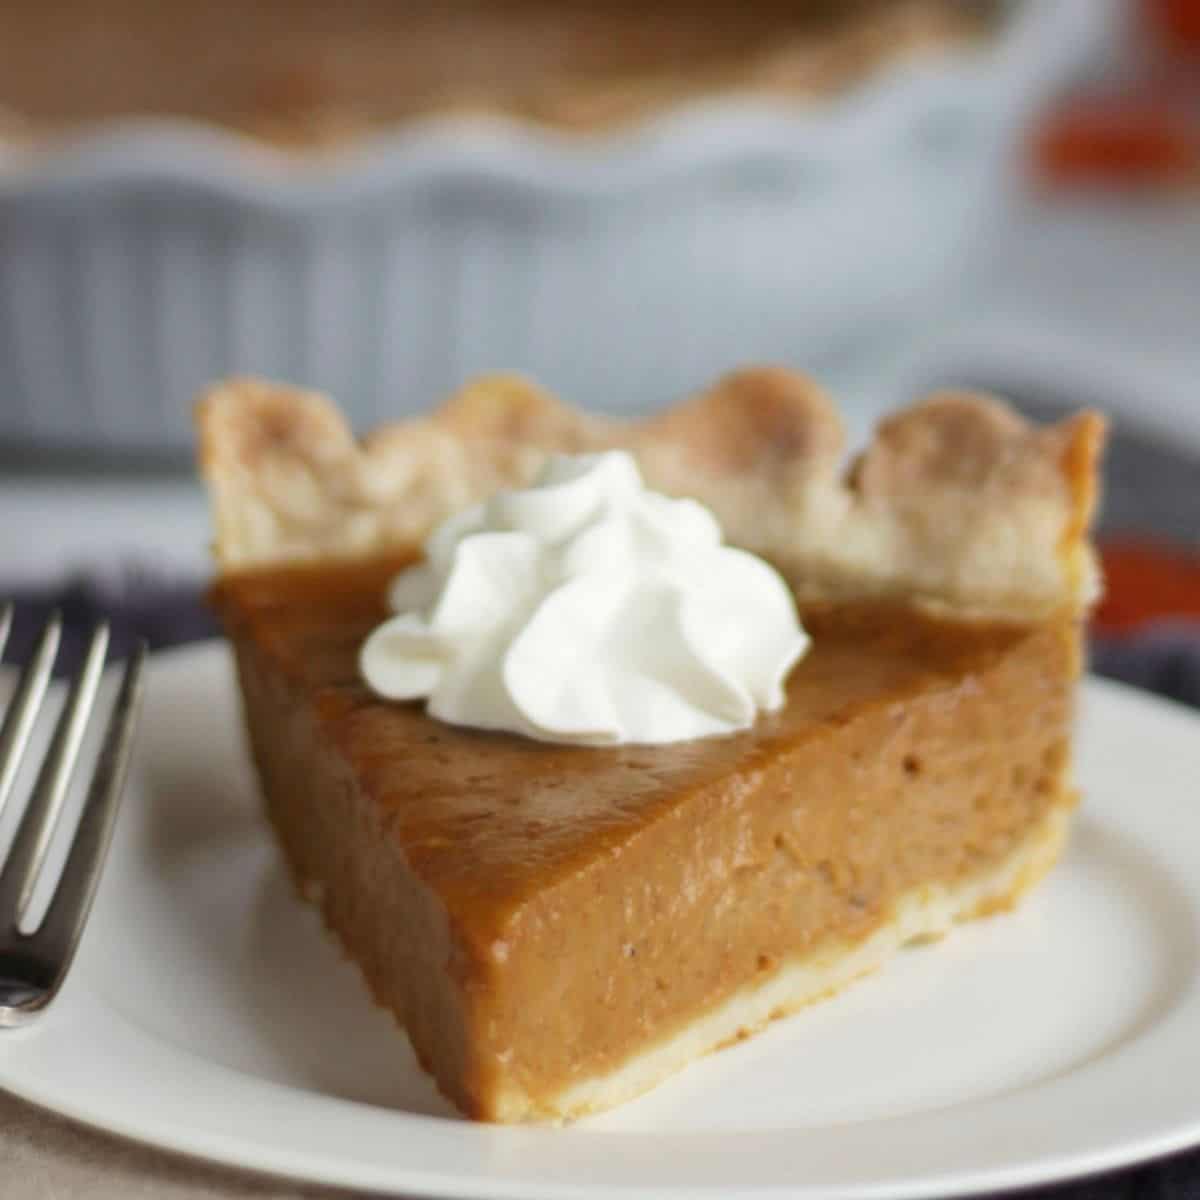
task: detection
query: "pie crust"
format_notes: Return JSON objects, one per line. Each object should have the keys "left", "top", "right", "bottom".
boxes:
{"left": 2, "top": 1, "right": 993, "bottom": 146}
{"left": 199, "top": 367, "right": 1103, "bottom": 618}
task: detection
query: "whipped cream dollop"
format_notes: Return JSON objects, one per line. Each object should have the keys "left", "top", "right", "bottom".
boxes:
{"left": 360, "top": 452, "right": 809, "bottom": 745}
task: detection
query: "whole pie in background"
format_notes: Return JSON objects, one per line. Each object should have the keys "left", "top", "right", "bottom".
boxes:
{"left": 2, "top": 0, "right": 1000, "bottom": 143}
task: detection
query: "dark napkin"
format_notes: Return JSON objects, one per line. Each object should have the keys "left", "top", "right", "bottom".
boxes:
{"left": 2, "top": 571, "right": 218, "bottom": 673}
{"left": 1091, "top": 621, "right": 1200, "bottom": 709}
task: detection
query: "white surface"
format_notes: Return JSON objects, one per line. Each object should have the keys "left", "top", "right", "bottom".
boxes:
{"left": 0, "top": 476, "right": 209, "bottom": 584}
{"left": 2, "top": 645, "right": 1200, "bottom": 1198}
{"left": 894, "top": 198, "right": 1200, "bottom": 447}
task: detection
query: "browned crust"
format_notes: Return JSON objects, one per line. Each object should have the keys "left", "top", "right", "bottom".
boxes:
{"left": 0, "top": 1, "right": 985, "bottom": 148}
{"left": 196, "top": 367, "right": 1105, "bottom": 621}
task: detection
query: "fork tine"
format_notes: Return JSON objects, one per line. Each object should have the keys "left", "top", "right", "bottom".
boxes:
{"left": 0, "top": 612, "right": 61, "bottom": 820}
{"left": 0, "top": 602, "right": 12, "bottom": 660}
{"left": 33, "top": 642, "right": 145, "bottom": 973}
{"left": 0, "top": 622, "right": 109, "bottom": 929}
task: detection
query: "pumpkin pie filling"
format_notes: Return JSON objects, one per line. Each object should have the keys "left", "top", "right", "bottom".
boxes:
{"left": 198, "top": 368, "right": 1104, "bottom": 1121}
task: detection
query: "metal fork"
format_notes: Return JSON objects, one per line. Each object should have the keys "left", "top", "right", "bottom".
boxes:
{"left": 0, "top": 604, "right": 146, "bottom": 1027}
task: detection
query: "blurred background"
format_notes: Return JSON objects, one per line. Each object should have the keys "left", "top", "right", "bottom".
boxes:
{"left": 0, "top": 0, "right": 1196, "bottom": 685}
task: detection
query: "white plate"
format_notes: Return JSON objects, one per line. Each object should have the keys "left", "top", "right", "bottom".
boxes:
{"left": 2, "top": 642, "right": 1200, "bottom": 1199}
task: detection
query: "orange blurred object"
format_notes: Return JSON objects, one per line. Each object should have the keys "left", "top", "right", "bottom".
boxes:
{"left": 1095, "top": 540, "right": 1200, "bottom": 633}
{"left": 1033, "top": 97, "right": 1197, "bottom": 184}
{"left": 1033, "top": 0, "right": 1200, "bottom": 186}
{"left": 1144, "top": 0, "right": 1200, "bottom": 50}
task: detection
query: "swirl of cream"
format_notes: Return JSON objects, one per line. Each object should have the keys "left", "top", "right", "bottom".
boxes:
{"left": 360, "top": 451, "right": 809, "bottom": 745}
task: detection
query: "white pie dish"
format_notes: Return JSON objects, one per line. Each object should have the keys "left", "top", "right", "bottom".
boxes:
{"left": 0, "top": 0, "right": 1113, "bottom": 456}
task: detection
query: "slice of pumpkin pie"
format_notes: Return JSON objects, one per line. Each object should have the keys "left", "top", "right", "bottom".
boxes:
{"left": 198, "top": 368, "right": 1105, "bottom": 1122}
